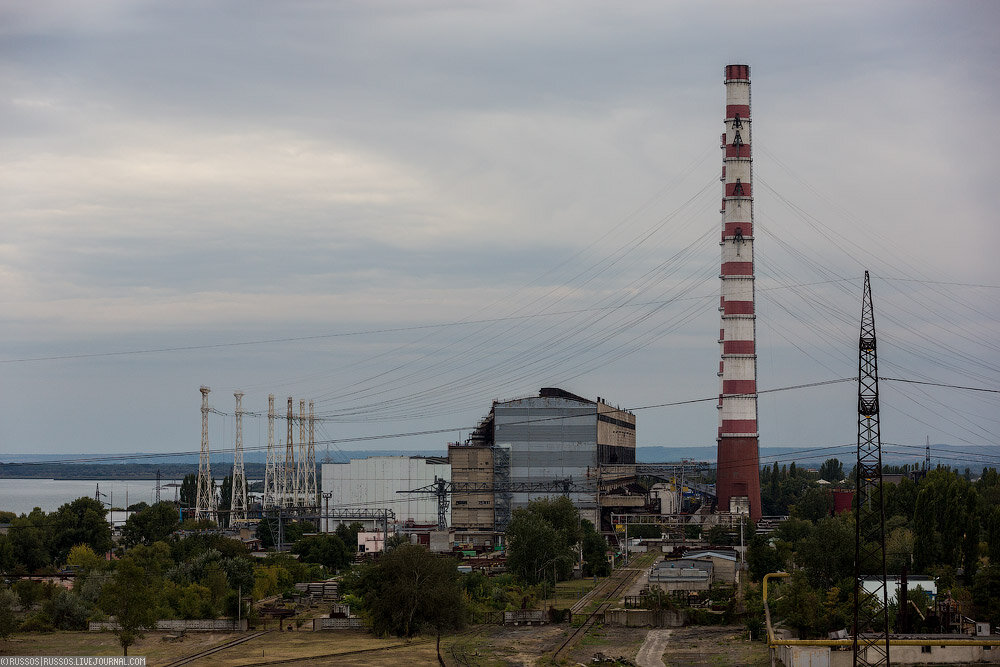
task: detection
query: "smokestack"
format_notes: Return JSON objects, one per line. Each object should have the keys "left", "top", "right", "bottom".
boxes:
{"left": 716, "top": 64, "right": 762, "bottom": 521}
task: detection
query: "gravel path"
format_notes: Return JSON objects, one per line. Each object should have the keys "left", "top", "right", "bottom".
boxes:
{"left": 636, "top": 628, "right": 672, "bottom": 667}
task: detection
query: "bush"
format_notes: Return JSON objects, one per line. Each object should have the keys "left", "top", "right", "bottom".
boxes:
{"left": 19, "top": 612, "right": 54, "bottom": 633}
{"left": 43, "top": 590, "right": 90, "bottom": 630}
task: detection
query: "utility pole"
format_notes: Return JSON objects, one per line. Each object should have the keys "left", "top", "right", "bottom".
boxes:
{"left": 196, "top": 386, "right": 216, "bottom": 522}
{"left": 852, "top": 271, "right": 890, "bottom": 667}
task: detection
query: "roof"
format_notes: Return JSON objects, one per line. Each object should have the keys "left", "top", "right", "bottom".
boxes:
{"left": 685, "top": 549, "right": 738, "bottom": 562}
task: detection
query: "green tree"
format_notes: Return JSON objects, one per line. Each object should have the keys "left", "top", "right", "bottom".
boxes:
{"left": 99, "top": 558, "right": 159, "bottom": 655}
{"left": 818, "top": 458, "right": 844, "bottom": 483}
{"left": 0, "top": 587, "right": 19, "bottom": 639}
{"left": 790, "top": 487, "right": 833, "bottom": 522}
{"left": 42, "top": 589, "right": 89, "bottom": 630}
{"left": 353, "top": 543, "right": 466, "bottom": 661}
{"left": 506, "top": 509, "right": 575, "bottom": 584}
{"left": 972, "top": 564, "right": 1000, "bottom": 626}
{"left": 335, "top": 522, "right": 364, "bottom": 551}
{"left": 913, "top": 488, "right": 938, "bottom": 571}
{"left": 179, "top": 474, "right": 197, "bottom": 510}
{"left": 795, "top": 515, "right": 854, "bottom": 588}
{"left": 50, "top": 497, "right": 112, "bottom": 562}
{"left": 773, "top": 571, "right": 825, "bottom": 638}
{"left": 66, "top": 544, "right": 104, "bottom": 574}
{"left": 581, "top": 521, "right": 610, "bottom": 576}
{"left": 217, "top": 476, "right": 233, "bottom": 529}
{"left": 747, "top": 534, "right": 785, "bottom": 582}
{"left": 8, "top": 509, "right": 52, "bottom": 572}
{"left": 122, "top": 502, "right": 180, "bottom": 547}
{"left": 293, "top": 534, "right": 352, "bottom": 571}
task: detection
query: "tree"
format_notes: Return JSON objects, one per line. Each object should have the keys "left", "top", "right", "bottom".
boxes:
{"left": 217, "top": 476, "right": 233, "bottom": 529}
{"left": 818, "top": 458, "right": 844, "bottom": 483}
{"left": 179, "top": 474, "right": 197, "bottom": 510}
{"left": 336, "top": 522, "right": 364, "bottom": 551}
{"left": 790, "top": 487, "right": 833, "bottom": 522}
{"left": 581, "top": 520, "right": 610, "bottom": 576}
{"left": 122, "top": 502, "right": 180, "bottom": 547}
{"left": 293, "top": 534, "right": 352, "bottom": 571}
{"left": 773, "top": 571, "right": 825, "bottom": 638}
{"left": 8, "top": 509, "right": 52, "bottom": 572}
{"left": 50, "top": 497, "right": 112, "bottom": 562}
{"left": 0, "top": 587, "right": 18, "bottom": 639}
{"left": 353, "top": 543, "right": 466, "bottom": 662}
{"left": 67, "top": 544, "right": 104, "bottom": 574}
{"left": 506, "top": 509, "right": 575, "bottom": 584}
{"left": 99, "top": 558, "right": 159, "bottom": 655}
{"left": 747, "top": 534, "right": 785, "bottom": 583}
{"left": 43, "top": 589, "right": 89, "bottom": 630}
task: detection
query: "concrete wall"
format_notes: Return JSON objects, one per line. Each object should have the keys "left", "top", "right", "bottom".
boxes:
{"left": 90, "top": 619, "right": 248, "bottom": 632}
{"left": 603, "top": 609, "right": 686, "bottom": 627}
{"left": 313, "top": 617, "right": 365, "bottom": 630}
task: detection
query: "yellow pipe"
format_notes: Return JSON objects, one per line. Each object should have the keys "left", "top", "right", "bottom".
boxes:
{"left": 762, "top": 572, "right": 996, "bottom": 648}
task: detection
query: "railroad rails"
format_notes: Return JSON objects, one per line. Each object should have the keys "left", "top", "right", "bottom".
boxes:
{"left": 554, "top": 552, "right": 655, "bottom": 660}
{"left": 161, "top": 630, "right": 270, "bottom": 667}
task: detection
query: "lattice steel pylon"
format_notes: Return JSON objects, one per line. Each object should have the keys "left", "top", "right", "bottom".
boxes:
{"left": 304, "top": 400, "right": 317, "bottom": 507}
{"left": 284, "top": 397, "right": 296, "bottom": 507}
{"left": 195, "top": 386, "right": 216, "bottom": 522}
{"left": 297, "top": 399, "right": 307, "bottom": 506}
{"left": 230, "top": 391, "right": 249, "bottom": 524}
{"left": 263, "top": 394, "right": 278, "bottom": 509}
{"left": 853, "top": 271, "right": 890, "bottom": 666}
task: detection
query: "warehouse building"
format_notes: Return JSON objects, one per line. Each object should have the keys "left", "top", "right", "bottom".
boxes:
{"left": 450, "top": 388, "right": 637, "bottom": 546}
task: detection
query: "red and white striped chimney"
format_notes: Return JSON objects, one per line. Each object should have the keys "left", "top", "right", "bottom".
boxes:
{"left": 717, "top": 64, "right": 762, "bottom": 521}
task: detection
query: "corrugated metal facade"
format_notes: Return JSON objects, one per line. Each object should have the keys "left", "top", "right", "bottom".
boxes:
{"left": 494, "top": 393, "right": 631, "bottom": 525}
{"left": 321, "top": 456, "right": 450, "bottom": 526}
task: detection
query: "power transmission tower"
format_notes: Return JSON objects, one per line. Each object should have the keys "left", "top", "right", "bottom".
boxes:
{"left": 297, "top": 399, "right": 307, "bottom": 506}
{"left": 231, "top": 391, "right": 248, "bottom": 524}
{"left": 305, "top": 400, "right": 317, "bottom": 506}
{"left": 263, "top": 394, "right": 278, "bottom": 509}
{"left": 284, "top": 397, "right": 296, "bottom": 507}
{"left": 852, "top": 271, "right": 890, "bottom": 667}
{"left": 155, "top": 469, "right": 161, "bottom": 504}
{"left": 196, "top": 386, "right": 216, "bottom": 522}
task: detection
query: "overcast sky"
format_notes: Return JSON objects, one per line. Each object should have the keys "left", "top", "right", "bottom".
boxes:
{"left": 2, "top": 1, "right": 998, "bottom": 464}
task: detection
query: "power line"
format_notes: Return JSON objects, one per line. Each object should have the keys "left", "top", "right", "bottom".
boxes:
{"left": 881, "top": 377, "right": 999, "bottom": 394}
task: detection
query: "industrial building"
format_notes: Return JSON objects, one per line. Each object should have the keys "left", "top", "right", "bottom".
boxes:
{"left": 321, "top": 456, "right": 450, "bottom": 528}
{"left": 450, "top": 387, "right": 638, "bottom": 546}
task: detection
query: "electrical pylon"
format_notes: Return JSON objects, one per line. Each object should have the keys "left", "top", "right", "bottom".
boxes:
{"left": 284, "top": 397, "right": 296, "bottom": 507}
{"left": 297, "top": 399, "right": 307, "bottom": 506}
{"left": 230, "top": 391, "right": 248, "bottom": 524}
{"left": 852, "top": 271, "right": 890, "bottom": 667}
{"left": 305, "top": 400, "right": 317, "bottom": 507}
{"left": 195, "top": 386, "right": 216, "bottom": 522}
{"left": 263, "top": 394, "right": 278, "bottom": 509}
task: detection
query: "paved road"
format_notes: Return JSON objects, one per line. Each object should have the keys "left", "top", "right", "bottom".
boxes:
{"left": 636, "top": 628, "right": 673, "bottom": 667}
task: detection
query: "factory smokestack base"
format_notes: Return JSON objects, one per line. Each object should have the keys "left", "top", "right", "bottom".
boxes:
{"left": 716, "top": 64, "right": 762, "bottom": 521}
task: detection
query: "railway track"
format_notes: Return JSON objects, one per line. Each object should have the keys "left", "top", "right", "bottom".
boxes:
{"left": 553, "top": 554, "right": 654, "bottom": 661}
{"left": 161, "top": 630, "right": 270, "bottom": 667}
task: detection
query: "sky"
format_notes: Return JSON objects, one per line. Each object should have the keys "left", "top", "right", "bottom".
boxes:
{"left": 2, "top": 1, "right": 998, "bottom": 466}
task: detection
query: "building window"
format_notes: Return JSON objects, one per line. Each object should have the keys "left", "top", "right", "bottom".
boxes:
{"left": 921, "top": 646, "right": 931, "bottom": 654}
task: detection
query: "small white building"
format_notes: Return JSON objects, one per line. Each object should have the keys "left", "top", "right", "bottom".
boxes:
{"left": 861, "top": 575, "right": 937, "bottom": 605}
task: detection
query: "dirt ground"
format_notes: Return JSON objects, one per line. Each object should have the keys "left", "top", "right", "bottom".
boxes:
{"left": 0, "top": 624, "right": 768, "bottom": 667}
{"left": 0, "top": 630, "right": 242, "bottom": 663}
{"left": 655, "top": 626, "right": 769, "bottom": 667}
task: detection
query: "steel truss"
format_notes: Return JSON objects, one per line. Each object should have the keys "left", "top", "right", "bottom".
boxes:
{"left": 853, "top": 271, "right": 890, "bottom": 667}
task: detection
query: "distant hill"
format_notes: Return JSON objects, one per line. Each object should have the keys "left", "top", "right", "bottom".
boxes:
{"left": 2, "top": 444, "right": 996, "bottom": 478}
